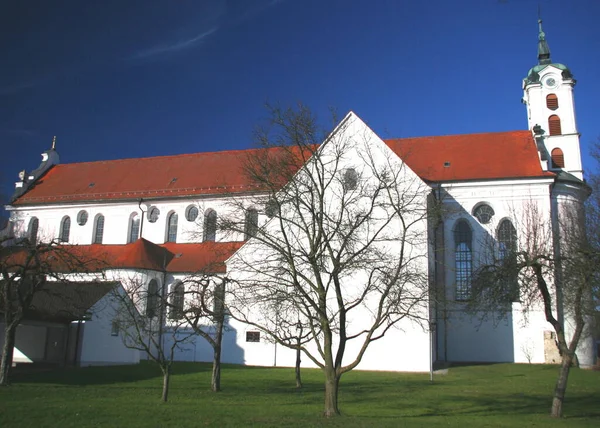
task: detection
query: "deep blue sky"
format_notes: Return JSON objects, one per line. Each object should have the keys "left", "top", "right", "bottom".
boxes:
{"left": 2, "top": 0, "right": 599, "bottom": 211}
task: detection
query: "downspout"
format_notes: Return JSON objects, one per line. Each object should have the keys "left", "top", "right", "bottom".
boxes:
{"left": 138, "top": 199, "right": 146, "bottom": 239}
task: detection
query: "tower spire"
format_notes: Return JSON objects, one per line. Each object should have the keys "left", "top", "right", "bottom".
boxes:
{"left": 537, "top": 19, "right": 551, "bottom": 65}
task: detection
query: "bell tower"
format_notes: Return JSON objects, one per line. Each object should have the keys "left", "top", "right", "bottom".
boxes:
{"left": 522, "top": 20, "right": 583, "bottom": 180}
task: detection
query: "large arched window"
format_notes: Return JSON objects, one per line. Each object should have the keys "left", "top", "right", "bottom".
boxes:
{"left": 551, "top": 148, "right": 565, "bottom": 168}
{"left": 166, "top": 212, "right": 178, "bottom": 243}
{"left": 169, "top": 282, "right": 185, "bottom": 320}
{"left": 244, "top": 208, "right": 259, "bottom": 239}
{"left": 146, "top": 279, "right": 159, "bottom": 318}
{"left": 454, "top": 219, "right": 472, "bottom": 301}
{"left": 93, "top": 214, "right": 105, "bottom": 244}
{"left": 28, "top": 217, "right": 39, "bottom": 245}
{"left": 128, "top": 213, "right": 140, "bottom": 243}
{"left": 498, "top": 219, "right": 519, "bottom": 302}
{"left": 59, "top": 216, "right": 71, "bottom": 243}
{"left": 548, "top": 114, "right": 562, "bottom": 136}
{"left": 203, "top": 209, "right": 217, "bottom": 242}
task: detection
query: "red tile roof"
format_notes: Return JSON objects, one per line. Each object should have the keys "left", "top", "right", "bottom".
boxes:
{"left": 12, "top": 130, "right": 552, "bottom": 205}
{"left": 384, "top": 130, "right": 554, "bottom": 182}
{"left": 3, "top": 239, "right": 243, "bottom": 274}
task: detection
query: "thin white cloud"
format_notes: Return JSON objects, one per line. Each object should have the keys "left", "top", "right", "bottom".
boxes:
{"left": 131, "top": 27, "right": 219, "bottom": 60}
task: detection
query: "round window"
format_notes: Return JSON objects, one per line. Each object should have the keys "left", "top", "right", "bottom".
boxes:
{"left": 77, "top": 210, "right": 88, "bottom": 226}
{"left": 148, "top": 206, "right": 160, "bottom": 223}
{"left": 185, "top": 205, "right": 199, "bottom": 222}
{"left": 473, "top": 204, "right": 495, "bottom": 224}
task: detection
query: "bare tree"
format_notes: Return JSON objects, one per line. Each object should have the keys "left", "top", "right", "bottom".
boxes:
{"left": 469, "top": 198, "right": 597, "bottom": 418}
{"left": 178, "top": 275, "right": 227, "bottom": 392}
{"left": 223, "top": 105, "right": 432, "bottom": 417}
{"left": 111, "top": 274, "right": 196, "bottom": 402}
{"left": 0, "top": 238, "right": 103, "bottom": 385}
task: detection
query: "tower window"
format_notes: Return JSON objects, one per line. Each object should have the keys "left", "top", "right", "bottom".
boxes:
{"left": 546, "top": 94, "right": 559, "bottom": 110}
{"left": 548, "top": 115, "right": 562, "bottom": 136}
{"left": 551, "top": 148, "right": 565, "bottom": 168}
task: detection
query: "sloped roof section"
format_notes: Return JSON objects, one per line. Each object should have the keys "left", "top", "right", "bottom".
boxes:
{"left": 384, "top": 130, "right": 554, "bottom": 182}
{"left": 11, "top": 130, "right": 553, "bottom": 206}
{"left": 12, "top": 145, "right": 312, "bottom": 206}
{"left": 3, "top": 239, "right": 243, "bottom": 274}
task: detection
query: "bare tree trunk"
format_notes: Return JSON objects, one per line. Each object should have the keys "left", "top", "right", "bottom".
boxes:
{"left": 323, "top": 368, "right": 341, "bottom": 417}
{"left": 295, "top": 344, "right": 302, "bottom": 389}
{"left": 0, "top": 322, "right": 18, "bottom": 386}
{"left": 551, "top": 354, "right": 573, "bottom": 418}
{"left": 161, "top": 365, "right": 170, "bottom": 402}
{"left": 211, "top": 342, "right": 221, "bottom": 392}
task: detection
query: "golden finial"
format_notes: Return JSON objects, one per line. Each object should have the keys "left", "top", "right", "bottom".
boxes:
{"left": 52, "top": 136, "right": 56, "bottom": 150}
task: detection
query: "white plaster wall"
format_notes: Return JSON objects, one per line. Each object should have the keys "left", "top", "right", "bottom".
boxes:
{"left": 79, "top": 292, "right": 140, "bottom": 366}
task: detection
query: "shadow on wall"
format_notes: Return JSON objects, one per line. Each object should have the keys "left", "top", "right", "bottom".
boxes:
{"left": 435, "top": 189, "right": 516, "bottom": 364}
{"left": 167, "top": 318, "right": 244, "bottom": 365}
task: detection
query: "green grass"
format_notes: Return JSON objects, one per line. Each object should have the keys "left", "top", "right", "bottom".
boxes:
{"left": 0, "top": 362, "right": 598, "bottom": 427}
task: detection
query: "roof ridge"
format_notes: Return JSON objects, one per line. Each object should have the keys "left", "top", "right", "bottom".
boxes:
{"left": 384, "top": 129, "right": 530, "bottom": 141}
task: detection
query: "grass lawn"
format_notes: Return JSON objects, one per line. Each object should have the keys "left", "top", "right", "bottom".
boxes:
{"left": 0, "top": 362, "right": 598, "bottom": 427}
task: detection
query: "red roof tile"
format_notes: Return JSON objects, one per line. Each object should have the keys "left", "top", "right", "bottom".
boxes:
{"left": 3, "top": 239, "right": 244, "bottom": 274}
{"left": 384, "top": 130, "right": 554, "bottom": 182}
{"left": 12, "top": 130, "right": 552, "bottom": 206}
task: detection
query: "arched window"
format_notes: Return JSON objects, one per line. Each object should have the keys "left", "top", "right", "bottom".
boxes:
{"left": 59, "top": 216, "right": 71, "bottom": 243}
{"left": 203, "top": 209, "right": 217, "bottom": 242}
{"left": 166, "top": 212, "right": 178, "bottom": 243}
{"left": 454, "top": 220, "right": 472, "bottom": 301}
{"left": 93, "top": 214, "right": 105, "bottom": 244}
{"left": 548, "top": 115, "right": 562, "bottom": 136}
{"left": 244, "top": 208, "right": 259, "bottom": 239}
{"left": 146, "top": 279, "right": 159, "bottom": 318}
{"left": 546, "top": 94, "right": 559, "bottom": 110}
{"left": 128, "top": 213, "right": 140, "bottom": 243}
{"left": 551, "top": 148, "right": 565, "bottom": 168}
{"left": 169, "top": 282, "right": 185, "bottom": 320}
{"left": 497, "top": 219, "right": 519, "bottom": 301}
{"left": 28, "top": 217, "right": 39, "bottom": 245}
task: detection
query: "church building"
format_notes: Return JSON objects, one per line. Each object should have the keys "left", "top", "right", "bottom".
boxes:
{"left": 1, "top": 21, "right": 596, "bottom": 370}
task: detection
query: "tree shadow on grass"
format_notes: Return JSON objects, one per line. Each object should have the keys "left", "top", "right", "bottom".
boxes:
{"left": 10, "top": 361, "right": 213, "bottom": 386}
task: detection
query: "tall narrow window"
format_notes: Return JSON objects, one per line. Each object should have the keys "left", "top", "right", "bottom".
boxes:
{"left": 546, "top": 93, "right": 559, "bottom": 110}
{"left": 548, "top": 115, "right": 562, "bottom": 136}
{"left": 146, "top": 279, "right": 159, "bottom": 318}
{"left": 166, "top": 212, "right": 178, "bottom": 243}
{"left": 128, "top": 213, "right": 140, "bottom": 243}
{"left": 203, "top": 209, "right": 217, "bottom": 242}
{"left": 93, "top": 214, "right": 105, "bottom": 244}
{"left": 454, "top": 220, "right": 472, "bottom": 301}
{"left": 169, "top": 282, "right": 185, "bottom": 320}
{"left": 244, "top": 208, "right": 259, "bottom": 239}
{"left": 551, "top": 148, "right": 565, "bottom": 168}
{"left": 498, "top": 219, "right": 519, "bottom": 302}
{"left": 28, "top": 217, "right": 39, "bottom": 245}
{"left": 59, "top": 216, "right": 71, "bottom": 243}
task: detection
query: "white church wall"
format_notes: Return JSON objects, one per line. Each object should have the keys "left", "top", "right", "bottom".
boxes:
{"left": 79, "top": 290, "right": 140, "bottom": 366}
